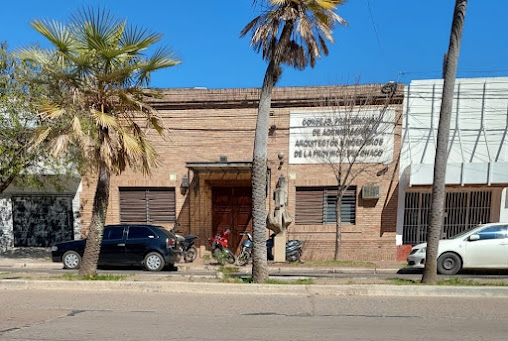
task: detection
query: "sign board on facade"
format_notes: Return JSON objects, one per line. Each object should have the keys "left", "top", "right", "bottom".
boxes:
{"left": 289, "top": 109, "right": 395, "bottom": 164}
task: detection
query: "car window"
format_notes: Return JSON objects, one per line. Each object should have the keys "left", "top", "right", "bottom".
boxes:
{"left": 103, "top": 226, "right": 124, "bottom": 240}
{"left": 127, "top": 226, "right": 154, "bottom": 239}
{"left": 476, "top": 226, "right": 508, "bottom": 240}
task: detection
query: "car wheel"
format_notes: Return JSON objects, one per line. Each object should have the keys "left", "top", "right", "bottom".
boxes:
{"left": 437, "top": 252, "right": 462, "bottom": 275}
{"left": 184, "top": 246, "right": 197, "bottom": 263}
{"left": 62, "top": 251, "right": 81, "bottom": 270}
{"left": 144, "top": 252, "right": 165, "bottom": 271}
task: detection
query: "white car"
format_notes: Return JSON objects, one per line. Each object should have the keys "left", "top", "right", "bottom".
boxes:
{"left": 407, "top": 223, "right": 508, "bottom": 275}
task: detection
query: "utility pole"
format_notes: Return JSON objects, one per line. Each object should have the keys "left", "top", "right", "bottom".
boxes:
{"left": 422, "top": 0, "right": 467, "bottom": 284}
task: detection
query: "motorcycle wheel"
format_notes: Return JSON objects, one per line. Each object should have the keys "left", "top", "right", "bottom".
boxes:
{"left": 224, "top": 249, "right": 236, "bottom": 264}
{"left": 287, "top": 252, "right": 301, "bottom": 263}
{"left": 184, "top": 246, "right": 197, "bottom": 263}
{"left": 213, "top": 248, "right": 223, "bottom": 264}
{"left": 236, "top": 250, "right": 250, "bottom": 266}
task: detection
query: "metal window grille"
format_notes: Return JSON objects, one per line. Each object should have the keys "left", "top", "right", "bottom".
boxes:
{"left": 403, "top": 190, "right": 492, "bottom": 244}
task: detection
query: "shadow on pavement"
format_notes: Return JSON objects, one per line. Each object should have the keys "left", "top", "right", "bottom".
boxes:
{"left": 0, "top": 247, "right": 51, "bottom": 259}
{"left": 97, "top": 264, "right": 179, "bottom": 272}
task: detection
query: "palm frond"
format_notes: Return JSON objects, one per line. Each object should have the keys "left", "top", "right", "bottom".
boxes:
{"left": 31, "top": 126, "right": 52, "bottom": 148}
{"left": 38, "top": 101, "right": 66, "bottom": 120}
{"left": 137, "top": 47, "right": 180, "bottom": 86}
{"left": 30, "top": 19, "right": 76, "bottom": 52}
{"left": 49, "top": 134, "right": 70, "bottom": 157}
{"left": 120, "top": 25, "right": 163, "bottom": 53}
{"left": 148, "top": 116, "right": 165, "bottom": 136}
{"left": 90, "top": 109, "right": 119, "bottom": 129}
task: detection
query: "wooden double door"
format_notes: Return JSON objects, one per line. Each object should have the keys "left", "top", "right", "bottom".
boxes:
{"left": 212, "top": 186, "right": 252, "bottom": 254}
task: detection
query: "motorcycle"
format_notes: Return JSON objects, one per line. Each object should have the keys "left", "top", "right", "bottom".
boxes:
{"left": 208, "top": 229, "right": 235, "bottom": 265}
{"left": 170, "top": 228, "right": 198, "bottom": 263}
{"left": 236, "top": 232, "right": 303, "bottom": 266}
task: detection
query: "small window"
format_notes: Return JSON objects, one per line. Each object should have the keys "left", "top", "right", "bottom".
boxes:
{"left": 477, "top": 226, "right": 507, "bottom": 240}
{"left": 103, "top": 226, "right": 124, "bottom": 240}
{"left": 296, "top": 186, "right": 356, "bottom": 225}
{"left": 127, "top": 226, "right": 153, "bottom": 239}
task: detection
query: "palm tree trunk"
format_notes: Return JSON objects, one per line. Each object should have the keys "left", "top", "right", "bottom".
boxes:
{"left": 251, "top": 60, "right": 275, "bottom": 283}
{"left": 422, "top": 0, "right": 467, "bottom": 284}
{"left": 78, "top": 160, "right": 111, "bottom": 276}
{"left": 251, "top": 19, "right": 294, "bottom": 283}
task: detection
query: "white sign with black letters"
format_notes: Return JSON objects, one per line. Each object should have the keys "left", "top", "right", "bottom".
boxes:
{"left": 289, "top": 109, "right": 395, "bottom": 164}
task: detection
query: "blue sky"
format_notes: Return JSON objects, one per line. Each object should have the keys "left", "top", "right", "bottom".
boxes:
{"left": 1, "top": 0, "right": 507, "bottom": 89}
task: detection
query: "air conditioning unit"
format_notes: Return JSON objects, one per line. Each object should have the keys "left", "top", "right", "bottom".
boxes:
{"left": 362, "top": 184, "right": 380, "bottom": 199}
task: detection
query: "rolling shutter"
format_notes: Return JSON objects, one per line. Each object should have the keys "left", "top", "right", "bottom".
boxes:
{"left": 119, "top": 189, "right": 148, "bottom": 224}
{"left": 147, "top": 188, "right": 176, "bottom": 223}
{"left": 295, "top": 188, "right": 323, "bottom": 224}
{"left": 119, "top": 187, "right": 176, "bottom": 224}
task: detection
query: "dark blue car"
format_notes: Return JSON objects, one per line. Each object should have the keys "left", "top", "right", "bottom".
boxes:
{"left": 51, "top": 225, "right": 181, "bottom": 271}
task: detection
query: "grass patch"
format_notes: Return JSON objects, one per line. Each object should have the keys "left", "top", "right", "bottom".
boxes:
{"left": 219, "top": 276, "right": 313, "bottom": 285}
{"left": 437, "top": 278, "right": 508, "bottom": 286}
{"left": 219, "top": 276, "right": 244, "bottom": 284}
{"left": 264, "top": 278, "right": 314, "bottom": 285}
{"left": 389, "top": 277, "right": 508, "bottom": 286}
{"left": 287, "top": 260, "right": 376, "bottom": 268}
{"left": 390, "top": 278, "right": 418, "bottom": 285}
{"left": 59, "top": 273, "right": 129, "bottom": 281}
{"left": 218, "top": 266, "right": 240, "bottom": 274}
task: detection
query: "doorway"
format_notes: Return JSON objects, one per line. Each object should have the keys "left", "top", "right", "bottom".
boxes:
{"left": 212, "top": 186, "right": 252, "bottom": 253}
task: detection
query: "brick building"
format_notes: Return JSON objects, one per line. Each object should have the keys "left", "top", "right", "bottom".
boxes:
{"left": 79, "top": 83, "right": 404, "bottom": 261}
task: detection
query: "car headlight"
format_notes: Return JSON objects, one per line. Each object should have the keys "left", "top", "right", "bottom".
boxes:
{"left": 51, "top": 246, "right": 58, "bottom": 252}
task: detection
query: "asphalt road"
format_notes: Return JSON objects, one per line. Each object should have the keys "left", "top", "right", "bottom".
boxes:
{"left": 1, "top": 288, "right": 507, "bottom": 341}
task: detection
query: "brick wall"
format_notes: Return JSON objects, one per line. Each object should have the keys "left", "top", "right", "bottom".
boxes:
{"left": 80, "top": 84, "right": 403, "bottom": 261}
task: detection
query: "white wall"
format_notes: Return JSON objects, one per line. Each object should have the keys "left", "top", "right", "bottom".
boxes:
{"left": 397, "top": 77, "right": 508, "bottom": 244}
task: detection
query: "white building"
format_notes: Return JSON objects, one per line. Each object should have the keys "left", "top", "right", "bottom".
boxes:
{"left": 397, "top": 77, "right": 508, "bottom": 251}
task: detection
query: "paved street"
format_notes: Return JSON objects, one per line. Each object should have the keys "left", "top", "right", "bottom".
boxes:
{"left": 1, "top": 288, "right": 508, "bottom": 341}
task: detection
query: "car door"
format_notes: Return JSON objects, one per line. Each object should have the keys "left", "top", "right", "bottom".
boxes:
{"left": 125, "top": 225, "right": 158, "bottom": 264}
{"left": 464, "top": 225, "right": 508, "bottom": 268}
{"left": 99, "top": 225, "right": 126, "bottom": 265}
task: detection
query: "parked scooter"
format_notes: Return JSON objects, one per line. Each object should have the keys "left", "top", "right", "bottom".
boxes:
{"left": 208, "top": 229, "right": 235, "bottom": 265}
{"left": 236, "top": 232, "right": 303, "bottom": 266}
{"left": 170, "top": 228, "right": 198, "bottom": 263}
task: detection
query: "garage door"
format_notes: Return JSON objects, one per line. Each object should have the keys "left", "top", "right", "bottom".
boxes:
{"left": 12, "top": 195, "right": 74, "bottom": 247}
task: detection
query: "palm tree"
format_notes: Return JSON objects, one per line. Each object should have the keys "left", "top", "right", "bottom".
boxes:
{"left": 422, "top": 0, "right": 467, "bottom": 284}
{"left": 241, "top": 0, "right": 346, "bottom": 282}
{"left": 17, "top": 7, "right": 180, "bottom": 276}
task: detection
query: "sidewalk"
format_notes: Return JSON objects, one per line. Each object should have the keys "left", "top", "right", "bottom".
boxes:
{"left": 2, "top": 249, "right": 508, "bottom": 297}
{"left": 0, "top": 247, "right": 405, "bottom": 274}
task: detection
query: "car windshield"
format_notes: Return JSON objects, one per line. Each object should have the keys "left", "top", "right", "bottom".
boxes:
{"left": 447, "top": 224, "right": 485, "bottom": 239}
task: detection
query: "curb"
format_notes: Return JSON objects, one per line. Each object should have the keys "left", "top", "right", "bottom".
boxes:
{"left": 0, "top": 261, "right": 402, "bottom": 274}
{"left": 1, "top": 280, "right": 508, "bottom": 297}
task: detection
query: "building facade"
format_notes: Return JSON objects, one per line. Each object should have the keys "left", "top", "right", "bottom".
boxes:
{"left": 396, "top": 77, "right": 508, "bottom": 259}
{"left": 79, "top": 84, "right": 404, "bottom": 261}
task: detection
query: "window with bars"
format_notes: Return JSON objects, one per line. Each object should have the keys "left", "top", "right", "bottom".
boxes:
{"left": 119, "top": 187, "right": 176, "bottom": 224}
{"left": 403, "top": 190, "right": 492, "bottom": 245}
{"left": 295, "top": 186, "right": 356, "bottom": 225}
